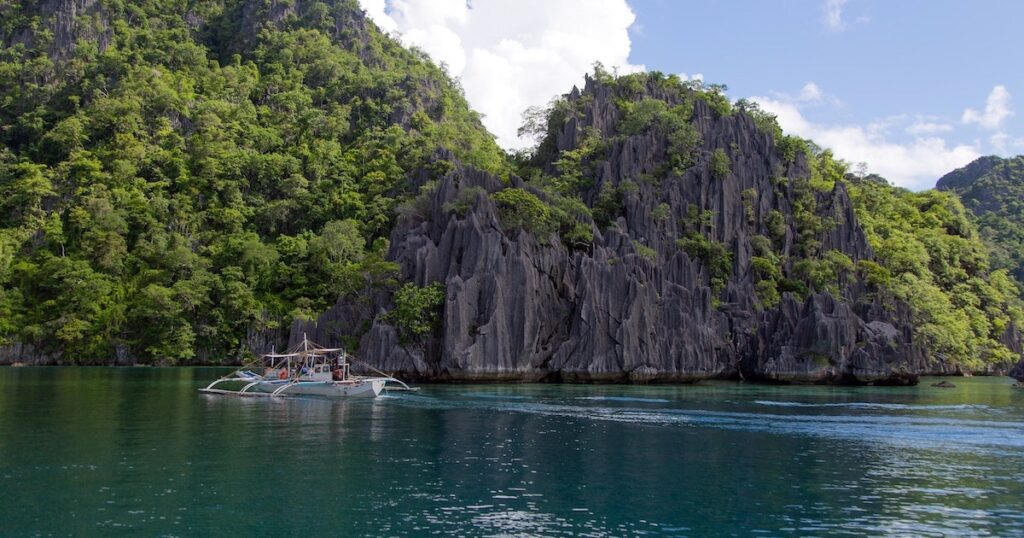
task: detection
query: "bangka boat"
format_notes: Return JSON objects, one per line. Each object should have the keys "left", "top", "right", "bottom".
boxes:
{"left": 199, "top": 335, "right": 414, "bottom": 398}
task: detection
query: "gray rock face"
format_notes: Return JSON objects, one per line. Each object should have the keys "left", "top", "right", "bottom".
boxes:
{"left": 1, "top": 0, "right": 108, "bottom": 61}
{"left": 1011, "top": 359, "right": 1024, "bottom": 381}
{"left": 295, "top": 76, "right": 979, "bottom": 385}
{"left": 743, "top": 293, "right": 920, "bottom": 384}
{"left": 219, "top": 0, "right": 373, "bottom": 61}
{"left": 0, "top": 342, "right": 59, "bottom": 365}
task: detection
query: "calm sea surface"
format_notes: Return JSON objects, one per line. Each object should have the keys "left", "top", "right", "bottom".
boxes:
{"left": 0, "top": 368, "right": 1022, "bottom": 537}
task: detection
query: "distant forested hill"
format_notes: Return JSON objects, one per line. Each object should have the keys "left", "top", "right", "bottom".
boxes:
{"left": 937, "top": 156, "right": 1024, "bottom": 285}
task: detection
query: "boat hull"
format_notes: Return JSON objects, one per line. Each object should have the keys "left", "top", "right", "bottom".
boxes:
{"left": 251, "top": 379, "right": 385, "bottom": 398}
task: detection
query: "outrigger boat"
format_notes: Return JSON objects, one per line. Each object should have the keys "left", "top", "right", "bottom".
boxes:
{"left": 199, "top": 334, "right": 414, "bottom": 398}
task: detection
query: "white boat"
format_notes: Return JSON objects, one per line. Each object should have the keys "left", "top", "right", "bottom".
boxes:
{"left": 199, "top": 335, "right": 413, "bottom": 398}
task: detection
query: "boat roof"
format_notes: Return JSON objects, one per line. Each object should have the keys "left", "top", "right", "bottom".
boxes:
{"left": 262, "top": 335, "right": 345, "bottom": 359}
{"left": 263, "top": 350, "right": 343, "bottom": 358}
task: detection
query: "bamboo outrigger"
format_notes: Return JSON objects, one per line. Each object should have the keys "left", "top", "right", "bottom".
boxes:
{"left": 199, "top": 334, "right": 415, "bottom": 398}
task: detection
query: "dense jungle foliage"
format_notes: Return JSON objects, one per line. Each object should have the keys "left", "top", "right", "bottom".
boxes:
{"left": 0, "top": 0, "right": 504, "bottom": 362}
{"left": 847, "top": 179, "right": 1023, "bottom": 369}
{"left": 937, "top": 155, "right": 1024, "bottom": 284}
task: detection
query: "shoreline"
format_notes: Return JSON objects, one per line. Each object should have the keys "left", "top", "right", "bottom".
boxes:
{"left": 3, "top": 363, "right": 1020, "bottom": 386}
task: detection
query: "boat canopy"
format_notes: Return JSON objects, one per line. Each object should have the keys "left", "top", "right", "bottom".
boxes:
{"left": 262, "top": 350, "right": 344, "bottom": 358}
{"left": 262, "top": 336, "right": 346, "bottom": 360}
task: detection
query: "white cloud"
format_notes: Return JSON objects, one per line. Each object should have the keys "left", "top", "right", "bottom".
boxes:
{"left": 798, "top": 82, "right": 823, "bottom": 102}
{"left": 359, "top": 0, "right": 642, "bottom": 149}
{"left": 991, "top": 132, "right": 1009, "bottom": 153}
{"left": 770, "top": 81, "right": 839, "bottom": 106}
{"left": 679, "top": 72, "right": 704, "bottom": 83}
{"left": 905, "top": 120, "right": 953, "bottom": 136}
{"left": 823, "top": 0, "right": 847, "bottom": 31}
{"left": 358, "top": 0, "right": 397, "bottom": 34}
{"left": 754, "top": 95, "right": 980, "bottom": 191}
{"left": 962, "top": 85, "right": 1014, "bottom": 130}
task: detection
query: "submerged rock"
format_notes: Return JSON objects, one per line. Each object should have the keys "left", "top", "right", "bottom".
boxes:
{"left": 931, "top": 380, "right": 957, "bottom": 388}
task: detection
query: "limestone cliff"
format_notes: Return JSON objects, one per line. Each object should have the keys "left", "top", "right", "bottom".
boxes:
{"left": 296, "top": 75, "right": 956, "bottom": 384}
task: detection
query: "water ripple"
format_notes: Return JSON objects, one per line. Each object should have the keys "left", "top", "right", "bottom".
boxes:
{"left": 389, "top": 393, "right": 1024, "bottom": 455}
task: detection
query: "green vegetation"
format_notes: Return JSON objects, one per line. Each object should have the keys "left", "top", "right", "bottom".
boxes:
{"left": 592, "top": 182, "right": 625, "bottom": 228}
{"left": 632, "top": 241, "right": 657, "bottom": 262}
{"left": 710, "top": 149, "right": 731, "bottom": 180}
{"left": 937, "top": 156, "right": 1024, "bottom": 284}
{"left": 386, "top": 282, "right": 445, "bottom": 342}
{"left": 443, "top": 186, "right": 487, "bottom": 216}
{"left": 848, "top": 178, "right": 1024, "bottom": 369}
{"left": 0, "top": 0, "right": 504, "bottom": 361}
{"left": 617, "top": 92, "right": 702, "bottom": 177}
{"left": 550, "top": 127, "right": 604, "bottom": 194}
{"left": 491, "top": 187, "right": 593, "bottom": 247}
{"left": 676, "top": 233, "right": 732, "bottom": 294}
{"left": 792, "top": 250, "right": 854, "bottom": 297}
{"left": 651, "top": 202, "right": 670, "bottom": 223}
{"left": 741, "top": 188, "right": 758, "bottom": 224}
{"left": 519, "top": 67, "right": 735, "bottom": 190}
{"left": 491, "top": 188, "right": 552, "bottom": 235}
{"left": 749, "top": 235, "right": 782, "bottom": 308}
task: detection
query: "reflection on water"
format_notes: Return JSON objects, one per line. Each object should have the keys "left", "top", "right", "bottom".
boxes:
{"left": 0, "top": 368, "right": 1022, "bottom": 536}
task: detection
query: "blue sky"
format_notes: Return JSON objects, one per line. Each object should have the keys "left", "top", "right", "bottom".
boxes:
{"left": 363, "top": 0, "right": 1019, "bottom": 189}
{"left": 626, "top": 0, "right": 1022, "bottom": 188}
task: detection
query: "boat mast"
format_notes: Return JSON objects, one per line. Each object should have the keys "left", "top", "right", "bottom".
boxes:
{"left": 303, "top": 333, "right": 309, "bottom": 369}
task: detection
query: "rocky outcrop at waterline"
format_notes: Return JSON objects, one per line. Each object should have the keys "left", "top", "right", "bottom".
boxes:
{"left": 0, "top": 327, "right": 289, "bottom": 366}
{"left": 293, "top": 75, "right": 1006, "bottom": 385}
{"left": 1011, "top": 359, "right": 1024, "bottom": 382}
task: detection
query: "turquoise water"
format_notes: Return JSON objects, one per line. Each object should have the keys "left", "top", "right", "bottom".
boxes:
{"left": 0, "top": 368, "right": 1022, "bottom": 536}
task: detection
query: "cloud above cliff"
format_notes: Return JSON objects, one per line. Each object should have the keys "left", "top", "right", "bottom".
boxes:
{"left": 358, "top": 0, "right": 642, "bottom": 149}
{"left": 962, "top": 85, "right": 1014, "bottom": 130}
{"left": 961, "top": 85, "right": 1014, "bottom": 152}
{"left": 754, "top": 88, "right": 981, "bottom": 191}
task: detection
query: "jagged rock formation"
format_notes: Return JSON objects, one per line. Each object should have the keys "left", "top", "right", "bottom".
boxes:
{"left": 297, "top": 75, "right": 960, "bottom": 384}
